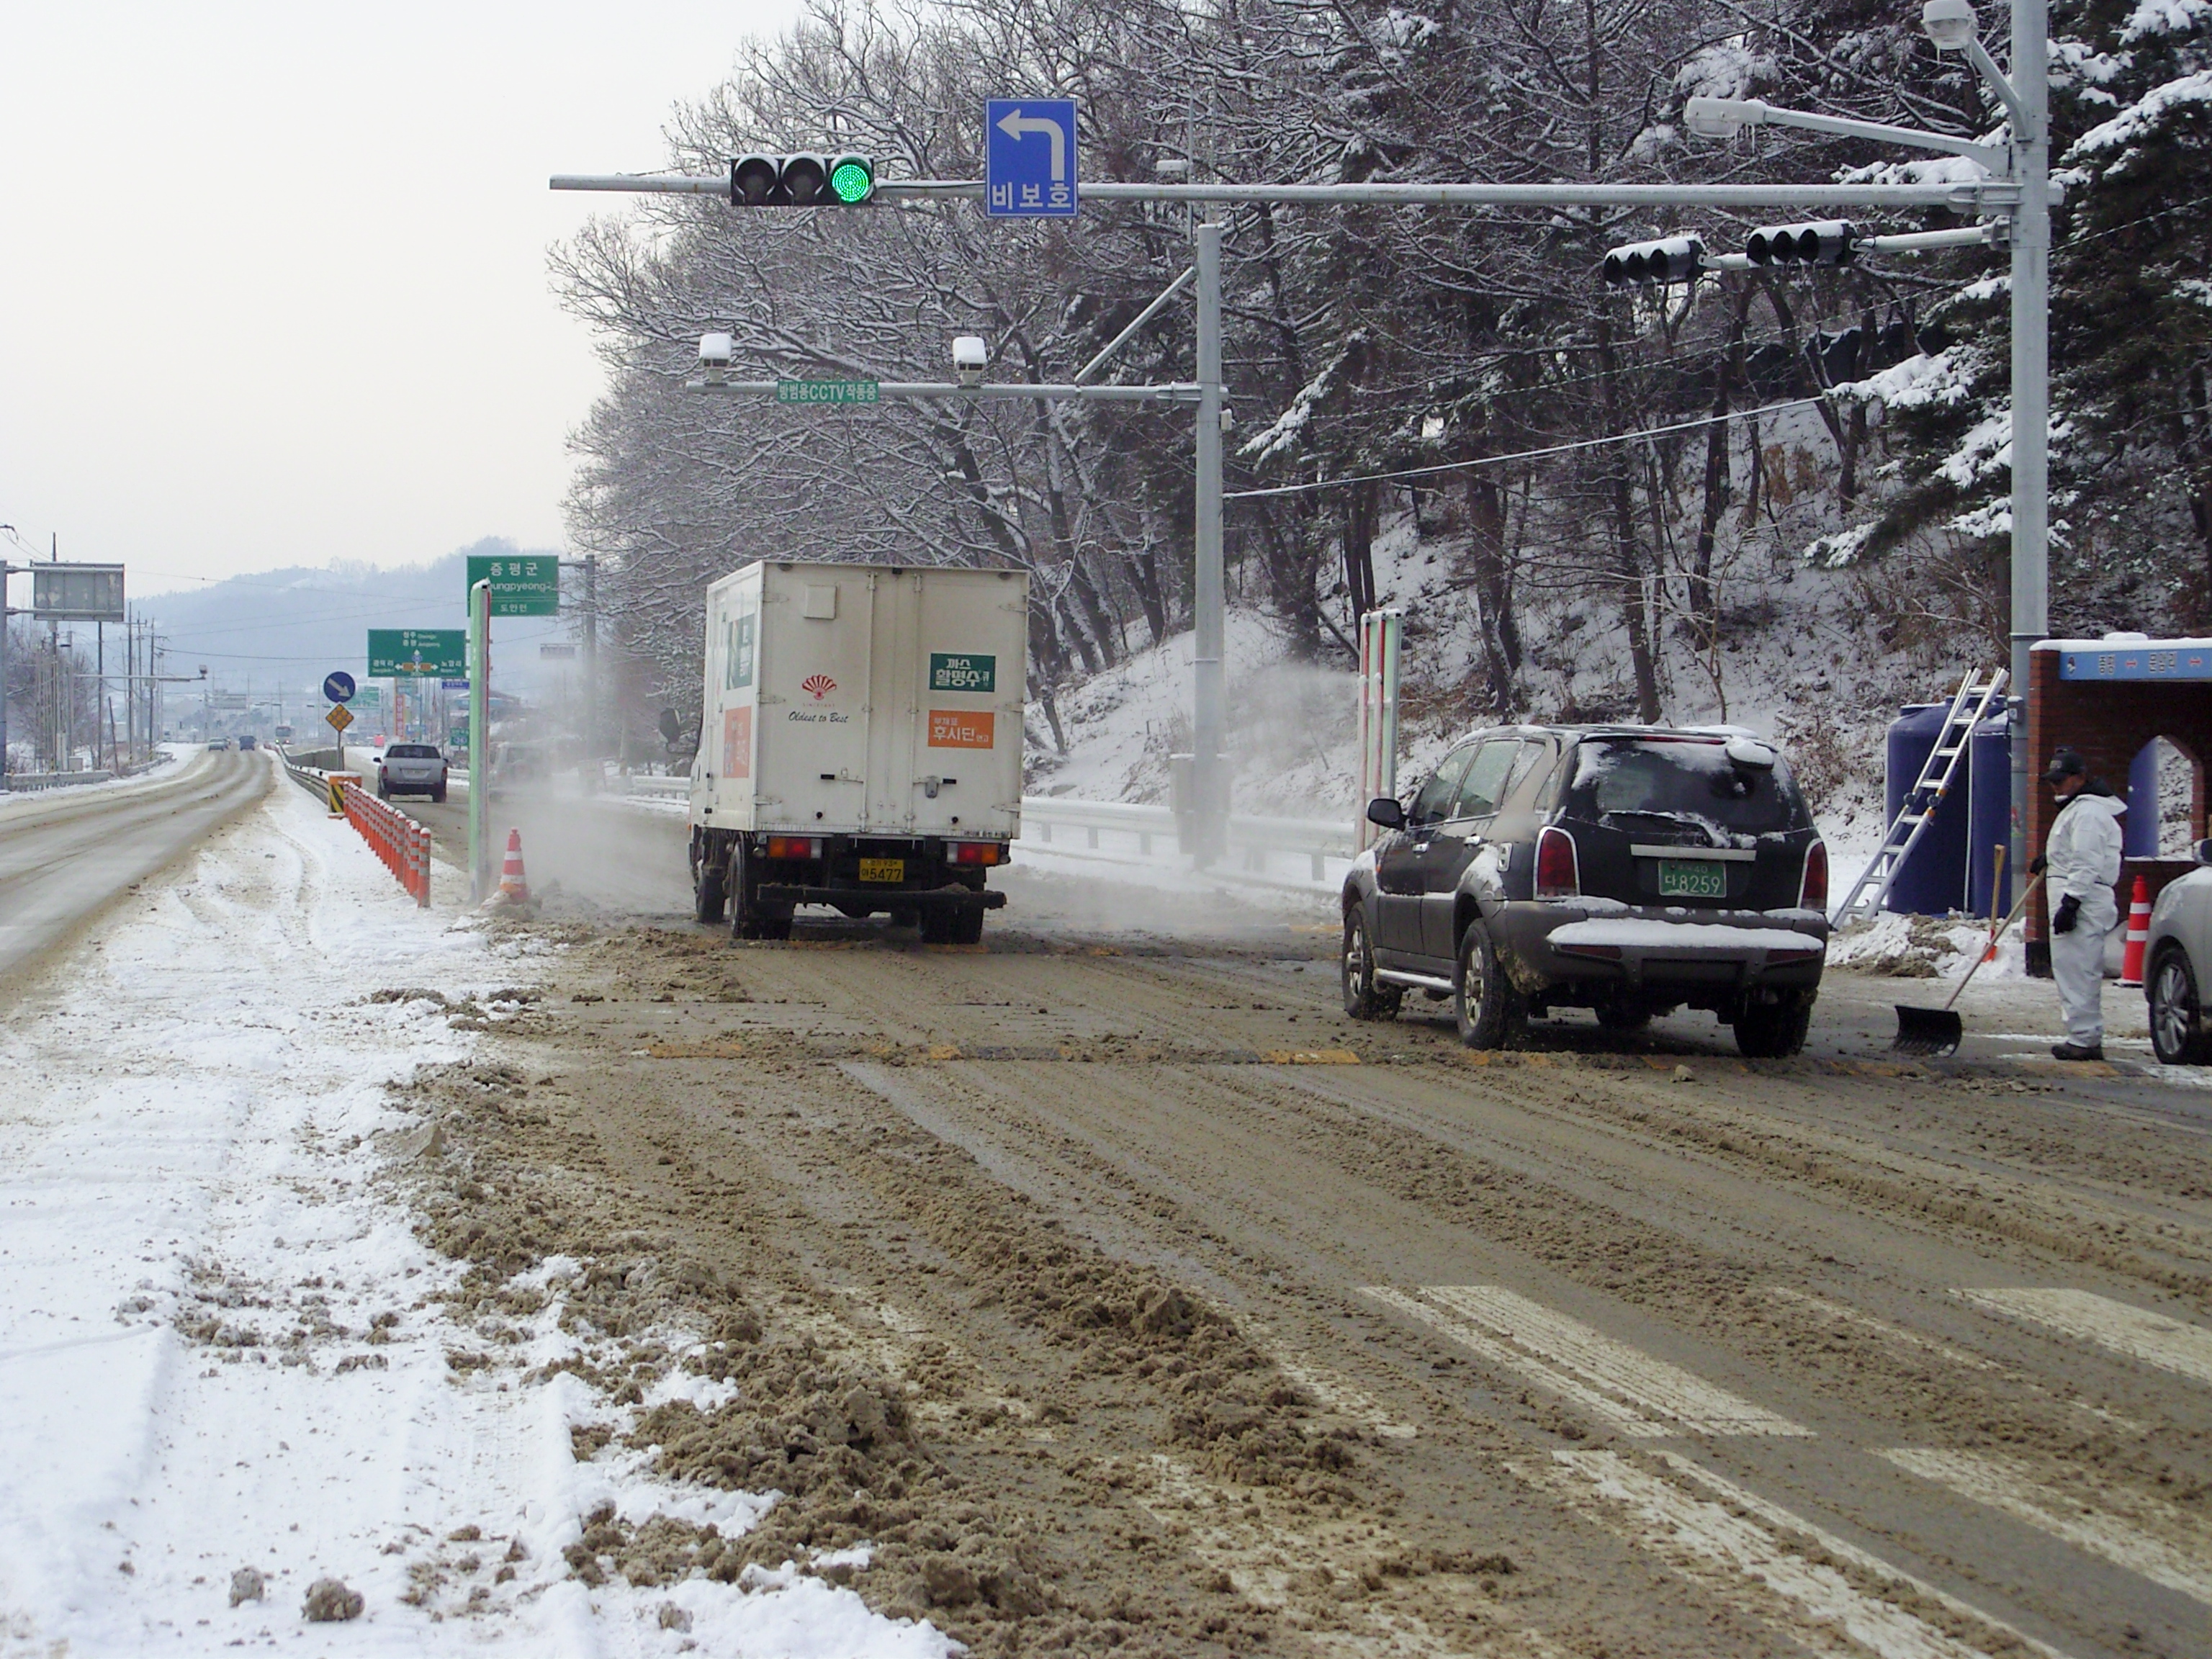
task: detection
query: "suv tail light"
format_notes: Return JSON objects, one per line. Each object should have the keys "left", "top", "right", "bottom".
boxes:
{"left": 1799, "top": 840, "right": 1828, "bottom": 911}
{"left": 1534, "top": 826, "right": 1579, "bottom": 899}
{"left": 951, "top": 841, "right": 1003, "bottom": 866}
{"left": 765, "top": 835, "right": 823, "bottom": 860}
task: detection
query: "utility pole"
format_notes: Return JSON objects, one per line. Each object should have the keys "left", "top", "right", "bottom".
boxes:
{"left": 2008, "top": 0, "right": 2051, "bottom": 883}
{"left": 1190, "top": 220, "right": 1226, "bottom": 863}
{"left": 559, "top": 554, "right": 600, "bottom": 786}
{"left": 0, "top": 562, "right": 14, "bottom": 786}
{"left": 468, "top": 579, "right": 491, "bottom": 902}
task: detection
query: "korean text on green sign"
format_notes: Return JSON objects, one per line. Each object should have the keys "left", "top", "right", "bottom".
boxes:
{"left": 928, "top": 652, "right": 996, "bottom": 693}
{"left": 775, "top": 379, "right": 879, "bottom": 405}
{"left": 465, "top": 554, "right": 559, "bottom": 618}
{"left": 367, "top": 629, "right": 467, "bottom": 677}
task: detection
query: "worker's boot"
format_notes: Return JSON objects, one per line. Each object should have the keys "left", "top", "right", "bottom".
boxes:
{"left": 2050, "top": 1041, "right": 2105, "bottom": 1061}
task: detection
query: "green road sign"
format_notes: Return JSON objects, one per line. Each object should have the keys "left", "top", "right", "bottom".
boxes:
{"left": 929, "top": 652, "right": 997, "bottom": 693}
{"left": 776, "top": 379, "right": 879, "bottom": 405}
{"left": 367, "top": 628, "right": 467, "bottom": 677}
{"left": 465, "top": 554, "right": 559, "bottom": 617}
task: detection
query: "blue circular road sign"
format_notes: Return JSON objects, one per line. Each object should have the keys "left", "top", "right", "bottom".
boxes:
{"left": 323, "top": 671, "right": 356, "bottom": 704}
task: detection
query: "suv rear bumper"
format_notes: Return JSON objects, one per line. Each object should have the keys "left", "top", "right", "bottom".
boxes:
{"left": 1491, "top": 902, "right": 1827, "bottom": 995}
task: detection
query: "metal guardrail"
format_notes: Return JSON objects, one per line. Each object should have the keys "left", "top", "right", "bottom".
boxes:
{"left": 3, "top": 769, "right": 117, "bottom": 793}
{"left": 1017, "top": 795, "right": 1351, "bottom": 891}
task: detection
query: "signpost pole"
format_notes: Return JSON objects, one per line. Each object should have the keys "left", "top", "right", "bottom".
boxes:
{"left": 469, "top": 580, "right": 491, "bottom": 904}
{"left": 1191, "top": 218, "right": 1226, "bottom": 867}
{"left": 0, "top": 562, "right": 12, "bottom": 787}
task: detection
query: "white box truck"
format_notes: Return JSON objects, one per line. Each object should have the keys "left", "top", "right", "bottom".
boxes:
{"left": 688, "top": 560, "right": 1028, "bottom": 941}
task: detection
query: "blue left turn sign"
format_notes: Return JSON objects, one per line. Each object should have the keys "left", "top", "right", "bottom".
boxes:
{"left": 986, "top": 99, "right": 1077, "bottom": 217}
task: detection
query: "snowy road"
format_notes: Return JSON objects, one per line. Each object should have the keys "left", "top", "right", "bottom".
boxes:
{"left": 0, "top": 747, "right": 271, "bottom": 992}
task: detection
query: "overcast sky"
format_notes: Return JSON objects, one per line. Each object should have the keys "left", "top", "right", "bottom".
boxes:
{"left": 0, "top": 1, "right": 801, "bottom": 600}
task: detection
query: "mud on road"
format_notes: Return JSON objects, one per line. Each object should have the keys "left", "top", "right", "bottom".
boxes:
{"left": 378, "top": 914, "right": 2212, "bottom": 1658}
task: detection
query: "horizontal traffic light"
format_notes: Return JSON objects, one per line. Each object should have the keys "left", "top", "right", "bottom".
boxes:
{"left": 1745, "top": 220, "right": 1856, "bottom": 266}
{"left": 729, "top": 153, "right": 875, "bottom": 207}
{"left": 1601, "top": 235, "right": 1706, "bottom": 287}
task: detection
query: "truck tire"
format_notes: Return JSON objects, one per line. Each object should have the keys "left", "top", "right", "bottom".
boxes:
{"left": 694, "top": 847, "right": 727, "bottom": 924}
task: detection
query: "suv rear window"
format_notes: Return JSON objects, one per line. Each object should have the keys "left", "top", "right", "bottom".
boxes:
{"left": 1566, "top": 738, "right": 1808, "bottom": 837}
{"left": 387, "top": 744, "right": 440, "bottom": 759}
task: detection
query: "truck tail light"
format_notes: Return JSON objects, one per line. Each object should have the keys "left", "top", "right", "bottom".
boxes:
{"left": 765, "top": 835, "right": 823, "bottom": 860}
{"left": 951, "top": 841, "right": 1003, "bottom": 866}
{"left": 1534, "top": 826, "right": 1579, "bottom": 899}
{"left": 1799, "top": 840, "right": 1828, "bottom": 911}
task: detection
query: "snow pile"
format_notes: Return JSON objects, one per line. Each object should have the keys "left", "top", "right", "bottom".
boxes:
{"left": 1827, "top": 911, "right": 2030, "bottom": 981}
{"left": 0, "top": 781, "right": 949, "bottom": 1655}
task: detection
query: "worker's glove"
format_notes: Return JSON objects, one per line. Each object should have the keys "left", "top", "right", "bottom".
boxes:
{"left": 2051, "top": 894, "right": 2081, "bottom": 935}
{"left": 2028, "top": 854, "right": 2047, "bottom": 876}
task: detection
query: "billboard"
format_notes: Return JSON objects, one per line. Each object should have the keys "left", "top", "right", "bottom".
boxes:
{"left": 367, "top": 629, "right": 466, "bottom": 677}
{"left": 30, "top": 564, "right": 125, "bottom": 622}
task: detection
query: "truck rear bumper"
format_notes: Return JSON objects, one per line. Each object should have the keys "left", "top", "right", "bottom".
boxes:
{"left": 757, "top": 884, "right": 1005, "bottom": 913}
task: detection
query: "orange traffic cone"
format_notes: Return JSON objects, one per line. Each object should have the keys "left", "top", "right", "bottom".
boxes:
{"left": 2120, "top": 873, "right": 2151, "bottom": 987}
{"left": 497, "top": 828, "right": 530, "bottom": 905}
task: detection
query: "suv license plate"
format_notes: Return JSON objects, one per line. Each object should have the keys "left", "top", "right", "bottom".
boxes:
{"left": 1658, "top": 859, "right": 1728, "bottom": 898}
{"left": 858, "top": 858, "right": 905, "bottom": 884}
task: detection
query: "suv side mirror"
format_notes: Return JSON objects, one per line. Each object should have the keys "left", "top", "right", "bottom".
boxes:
{"left": 1367, "top": 796, "right": 1406, "bottom": 830}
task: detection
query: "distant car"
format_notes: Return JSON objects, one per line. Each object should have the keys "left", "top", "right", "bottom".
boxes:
{"left": 2143, "top": 841, "right": 2212, "bottom": 1062}
{"left": 376, "top": 742, "right": 448, "bottom": 802}
{"left": 237, "top": 734, "right": 257, "bottom": 752}
{"left": 207, "top": 738, "right": 230, "bottom": 751}
{"left": 1344, "top": 724, "right": 1829, "bottom": 1057}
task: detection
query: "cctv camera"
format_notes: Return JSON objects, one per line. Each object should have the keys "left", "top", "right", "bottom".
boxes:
{"left": 698, "top": 332, "right": 734, "bottom": 367}
{"left": 951, "top": 335, "right": 988, "bottom": 387}
{"left": 1921, "top": 0, "right": 1978, "bottom": 50}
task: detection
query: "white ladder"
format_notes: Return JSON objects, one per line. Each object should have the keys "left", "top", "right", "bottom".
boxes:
{"left": 1832, "top": 667, "right": 2008, "bottom": 925}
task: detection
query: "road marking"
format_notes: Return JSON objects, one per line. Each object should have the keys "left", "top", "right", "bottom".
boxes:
{"left": 1879, "top": 1448, "right": 2212, "bottom": 1607}
{"left": 1363, "top": 1285, "right": 1809, "bottom": 1437}
{"left": 1542, "top": 1450, "right": 2078, "bottom": 1659}
{"left": 1955, "top": 1288, "right": 2212, "bottom": 1388}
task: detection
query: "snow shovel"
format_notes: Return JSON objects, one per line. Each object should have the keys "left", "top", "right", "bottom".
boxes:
{"left": 1892, "top": 874, "right": 2042, "bottom": 1056}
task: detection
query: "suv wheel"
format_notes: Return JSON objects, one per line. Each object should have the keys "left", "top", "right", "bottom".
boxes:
{"left": 1341, "top": 907, "right": 1402, "bottom": 1020}
{"left": 2149, "top": 947, "right": 2212, "bottom": 1064}
{"left": 1455, "top": 919, "right": 1524, "bottom": 1049}
{"left": 1734, "top": 990, "right": 1813, "bottom": 1058}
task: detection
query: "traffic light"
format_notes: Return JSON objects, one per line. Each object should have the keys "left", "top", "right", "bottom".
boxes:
{"left": 729, "top": 153, "right": 875, "bottom": 206}
{"left": 1745, "top": 220, "right": 1857, "bottom": 266}
{"left": 1601, "top": 235, "right": 1706, "bottom": 287}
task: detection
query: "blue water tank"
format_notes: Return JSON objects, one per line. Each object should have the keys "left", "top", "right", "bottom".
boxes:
{"left": 1966, "top": 712, "right": 2012, "bottom": 918}
{"left": 1884, "top": 703, "right": 1969, "bottom": 914}
{"left": 2126, "top": 739, "right": 2160, "bottom": 858}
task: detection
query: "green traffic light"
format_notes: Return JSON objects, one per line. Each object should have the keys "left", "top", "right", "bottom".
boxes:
{"left": 830, "top": 159, "right": 873, "bottom": 203}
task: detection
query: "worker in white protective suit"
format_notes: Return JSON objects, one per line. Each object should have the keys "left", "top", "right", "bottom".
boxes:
{"left": 2032, "top": 747, "right": 2126, "bottom": 1061}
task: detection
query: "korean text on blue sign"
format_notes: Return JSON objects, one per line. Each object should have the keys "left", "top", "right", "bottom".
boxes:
{"left": 2059, "top": 647, "right": 2212, "bottom": 680}
{"left": 985, "top": 99, "right": 1077, "bottom": 217}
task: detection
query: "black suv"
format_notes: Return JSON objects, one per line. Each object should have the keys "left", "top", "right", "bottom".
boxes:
{"left": 1343, "top": 726, "right": 1828, "bottom": 1056}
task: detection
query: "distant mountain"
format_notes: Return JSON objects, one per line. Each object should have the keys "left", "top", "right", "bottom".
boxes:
{"left": 140, "top": 537, "right": 576, "bottom": 701}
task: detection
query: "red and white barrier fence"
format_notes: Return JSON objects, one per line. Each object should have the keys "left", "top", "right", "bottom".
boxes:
{"left": 323, "top": 771, "right": 431, "bottom": 907}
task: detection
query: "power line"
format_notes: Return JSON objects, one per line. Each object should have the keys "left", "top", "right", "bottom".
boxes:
{"left": 1224, "top": 397, "right": 1825, "bottom": 499}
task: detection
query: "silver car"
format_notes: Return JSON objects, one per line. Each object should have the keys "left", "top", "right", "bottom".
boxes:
{"left": 2143, "top": 840, "right": 2212, "bottom": 1062}
{"left": 375, "top": 742, "right": 449, "bottom": 802}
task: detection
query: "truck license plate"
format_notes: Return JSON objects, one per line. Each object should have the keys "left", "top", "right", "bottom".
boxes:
{"left": 1658, "top": 859, "right": 1728, "bottom": 898}
{"left": 858, "top": 858, "right": 904, "bottom": 883}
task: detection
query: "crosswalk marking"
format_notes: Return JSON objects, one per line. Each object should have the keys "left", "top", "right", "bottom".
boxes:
{"left": 1956, "top": 1288, "right": 2212, "bottom": 1387}
{"left": 1362, "top": 1285, "right": 1809, "bottom": 1437}
{"left": 1879, "top": 1448, "right": 2212, "bottom": 1607}
{"left": 1543, "top": 1450, "right": 2076, "bottom": 1659}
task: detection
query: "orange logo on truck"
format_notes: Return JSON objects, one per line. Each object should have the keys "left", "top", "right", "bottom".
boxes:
{"left": 722, "top": 706, "right": 752, "bottom": 778}
{"left": 927, "top": 709, "right": 995, "bottom": 749}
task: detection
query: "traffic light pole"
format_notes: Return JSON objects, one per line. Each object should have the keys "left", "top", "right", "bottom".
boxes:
{"left": 559, "top": 50, "right": 2042, "bottom": 872}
